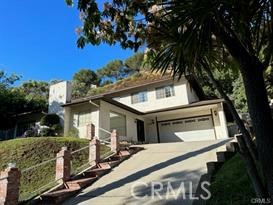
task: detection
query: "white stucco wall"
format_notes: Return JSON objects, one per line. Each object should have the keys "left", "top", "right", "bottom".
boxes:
{"left": 116, "top": 79, "right": 192, "bottom": 112}
{"left": 99, "top": 100, "right": 145, "bottom": 142}
{"left": 48, "top": 81, "right": 72, "bottom": 125}
{"left": 144, "top": 103, "right": 229, "bottom": 143}
{"left": 63, "top": 102, "right": 99, "bottom": 139}
{"left": 211, "top": 103, "right": 229, "bottom": 139}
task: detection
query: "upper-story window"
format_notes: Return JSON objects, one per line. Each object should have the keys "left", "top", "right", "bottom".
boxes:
{"left": 131, "top": 91, "right": 148, "bottom": 104}
{"left": 156, "top": 85, "right": 175, "bottom": 99}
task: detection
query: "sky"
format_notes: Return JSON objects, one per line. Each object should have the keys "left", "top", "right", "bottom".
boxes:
{"left": 0, "top": 0, "right": 136, "bottom": 84}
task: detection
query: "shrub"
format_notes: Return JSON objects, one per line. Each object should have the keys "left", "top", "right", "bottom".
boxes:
{"left": 39, "top": 114, "right": 62, "bottom": 137}
{"left": 40, "top": 114, "right": 60, "bottom": 127}
{"left": 67, "top": 128, "right": 79, "bottom": 138}
{"left": 23, "top": 129, "right": 38, "bottom": 138}
{"left": 40, "top": 128, "right": 55, "bottom": 137}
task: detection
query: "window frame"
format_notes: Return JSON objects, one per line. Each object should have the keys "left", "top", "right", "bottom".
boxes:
{"left": 155, "top": 85, "right": 175, "bottom": 99}
{"left": 77, "top": 111, "right": 91, "bottom": 127}
{"left": 131, "top": 91, "right": 148, "bottom": 104}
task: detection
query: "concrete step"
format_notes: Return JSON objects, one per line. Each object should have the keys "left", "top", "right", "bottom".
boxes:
{"left": 216, "top": 151, "right": 236, "bottom": 162}
{"left": 206, "top": 161, "right": 224, "bottom": 174}
{"left": 226, "top": 142, "right": 239, "bottom": 152}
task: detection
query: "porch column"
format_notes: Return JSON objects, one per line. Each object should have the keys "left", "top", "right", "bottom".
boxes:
{"left": 111, "top": 129, "right": 119, "bottom": 153}
{"left": 64, "top": 107, "right": 72, "bottom": 137}
{"left": 55, "top": 147, "right": 71, "bottom": 182}
{"left": 218, "top": 103, "right": 229, "bottom": 138}
{"left": 89, "top": 139, "right": 100, "bottom": 166}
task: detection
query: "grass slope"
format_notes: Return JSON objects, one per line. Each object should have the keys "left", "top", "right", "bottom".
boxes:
{"left": 207, "top": 154, "right": 255, "bottom": 205}
{"left": 0, "top": 137, "right": 110, "bottom": 201}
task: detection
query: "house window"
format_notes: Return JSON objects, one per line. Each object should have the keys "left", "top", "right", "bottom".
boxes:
{"left": 110, "top": 111, "right": 126, "bottom": 137}
{"left": 156, "top": 85, "right": 175, "bottom": 99}
{"left": 77, "top": 112, "right": 91, "bottom": 127}
{"left": 131, "top": 91, "right": 148, "bottom": 104}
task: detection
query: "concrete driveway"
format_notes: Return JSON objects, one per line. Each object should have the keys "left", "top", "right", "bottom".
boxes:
{"left": 63, "top": 139, "right": 231, "bottom": 205}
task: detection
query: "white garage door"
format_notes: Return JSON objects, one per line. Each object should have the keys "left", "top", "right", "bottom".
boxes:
{"left": 158, "top": 115, "right": 216, "bottom": 142}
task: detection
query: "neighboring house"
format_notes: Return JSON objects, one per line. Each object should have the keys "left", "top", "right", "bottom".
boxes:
{"left": 49, "top": 76, "right": 230, "bottom": 143}
{"left": 0, "top": 111, "right": 46, "bottom": 140}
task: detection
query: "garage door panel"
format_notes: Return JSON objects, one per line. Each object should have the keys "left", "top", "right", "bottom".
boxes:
{"left": 159, "top": 116, "right": 215, "bottom": 142}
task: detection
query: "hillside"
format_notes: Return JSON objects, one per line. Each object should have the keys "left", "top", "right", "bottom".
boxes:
{"left": 207, "top": 154, "right": 255, "bottom": 204}
{"left": 88, "top": 71, "right": 171, "bottom": 96}
{"left": 0, "top": 137, "right": 110, "bottom": 202}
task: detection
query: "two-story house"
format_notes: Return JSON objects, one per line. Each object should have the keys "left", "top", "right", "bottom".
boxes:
{"left": 48, "top": 76, "right": 229, "bottom": 143}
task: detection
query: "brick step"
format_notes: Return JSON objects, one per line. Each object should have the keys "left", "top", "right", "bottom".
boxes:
{"left": 86, "top": 166, "right": 111, "bottom": 177}
{"left": 97, "top": 162, "right": 112, "bottom": 169}
{"left": 66, "top": 176, "right": 98, "bottom": 189}
{"left": 106, "top": 155, "right": 122, "bottom": 161}
{"left": 118, "top": 150, "right": 131, "bottom": 157}
{"left": 216, "top": 151, "right": 236, "bottom": 162}
{"left": 40, "top": 187, "right": 80, "bottom": 203}
{"left": 107, "top": 160, "right": 120, "bottom": 168}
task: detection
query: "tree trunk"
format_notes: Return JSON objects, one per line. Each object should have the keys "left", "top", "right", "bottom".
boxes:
{"left": 239, "top": 59, "right": 273, "bottom": 201}
{"left": 202, "top": 64, "right": 258, "bottom": 162}
{"left": 201, "top": 64, "right": 266, "bottom": 197}
{"left": 212, "top": 23, "right": 273, "bottom": 200}
{"left": 236, "top": 134, "right": 267, "bottom": 198}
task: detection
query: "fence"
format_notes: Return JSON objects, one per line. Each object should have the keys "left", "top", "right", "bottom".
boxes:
{"left": 0, "top": 125, "right": 120, "bottom": 205}
{"left": 0, "top": 128, "right": 15, "bottom": 141}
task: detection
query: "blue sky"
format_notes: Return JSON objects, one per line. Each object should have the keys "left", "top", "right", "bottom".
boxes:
{"left": 0, "top": 0, "right": 137, "bottom": 84}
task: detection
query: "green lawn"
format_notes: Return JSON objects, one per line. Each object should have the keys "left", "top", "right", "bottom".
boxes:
{"left": 207, "top": 154, "right": 255, "bottom": 205}
{"left": 0, "top": 137, "right": 110, "bottom": 202}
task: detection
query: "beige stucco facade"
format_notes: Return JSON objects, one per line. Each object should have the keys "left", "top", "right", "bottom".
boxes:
{"left": 51, "top": 77, "right": 230, "bottom": 143}
{"left": 116, "top": 77, "right": 199, "bottom": 112}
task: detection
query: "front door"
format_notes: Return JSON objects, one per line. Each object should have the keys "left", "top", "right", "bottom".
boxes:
{"left": 136, "top": 120, "right": 145, "bottom": 142}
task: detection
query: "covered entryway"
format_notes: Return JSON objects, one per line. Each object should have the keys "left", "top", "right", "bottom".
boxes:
{"left": 158, "top": 115, "right": 216, "bottom": 142}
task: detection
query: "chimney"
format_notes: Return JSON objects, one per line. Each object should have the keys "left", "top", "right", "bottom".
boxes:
{"left": 48, "top": 81, "right": 72, "bottom": 125}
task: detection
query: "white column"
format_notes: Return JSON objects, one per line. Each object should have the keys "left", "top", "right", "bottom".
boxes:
{"left": 218, "top": 103, "right": 229, "bottom": 139}
{"left": 64, "top": 107, "right": 72, "bottom": 136}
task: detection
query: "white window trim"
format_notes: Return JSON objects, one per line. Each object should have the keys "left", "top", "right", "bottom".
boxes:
{"left": 156, "top": 85, "right": 175, "bottom": 99}
{"left": 77, "top": 111, "right": 91, "bottom": 127}
{"left": 131, "top": 91, "right": 148, "bottom": 104}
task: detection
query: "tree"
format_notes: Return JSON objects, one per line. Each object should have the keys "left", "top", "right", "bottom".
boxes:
{"left": 232, "top": 76, "right": 248, "bottom": 113}
{"left": 97, "top": 60, "right": 124, "bottom": 83}
{"left": 72, "top": 69, "right": 100, "bottom": 98}
{"left": 0, "top": 72, "right": 50, "bottom": 129}
{"left": 124, "top": 52, "right": 145, "bottom": 71}
{"left": 67, "top": 0, "right": 273, "bottom": 199}
{"left": 97, "top": 53, "right": 145, "bottom": 84}
{"left": 265, "top": 66, "right": 273, "bottom": 99}
{"left": 0, "top": 71, "right": 20, "bottom": 89}
{"left": 198, "top": 67, "right": 239, "bottom": 98}
{"left": 16, "top": 80, "right": 49, "bottom": 109}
